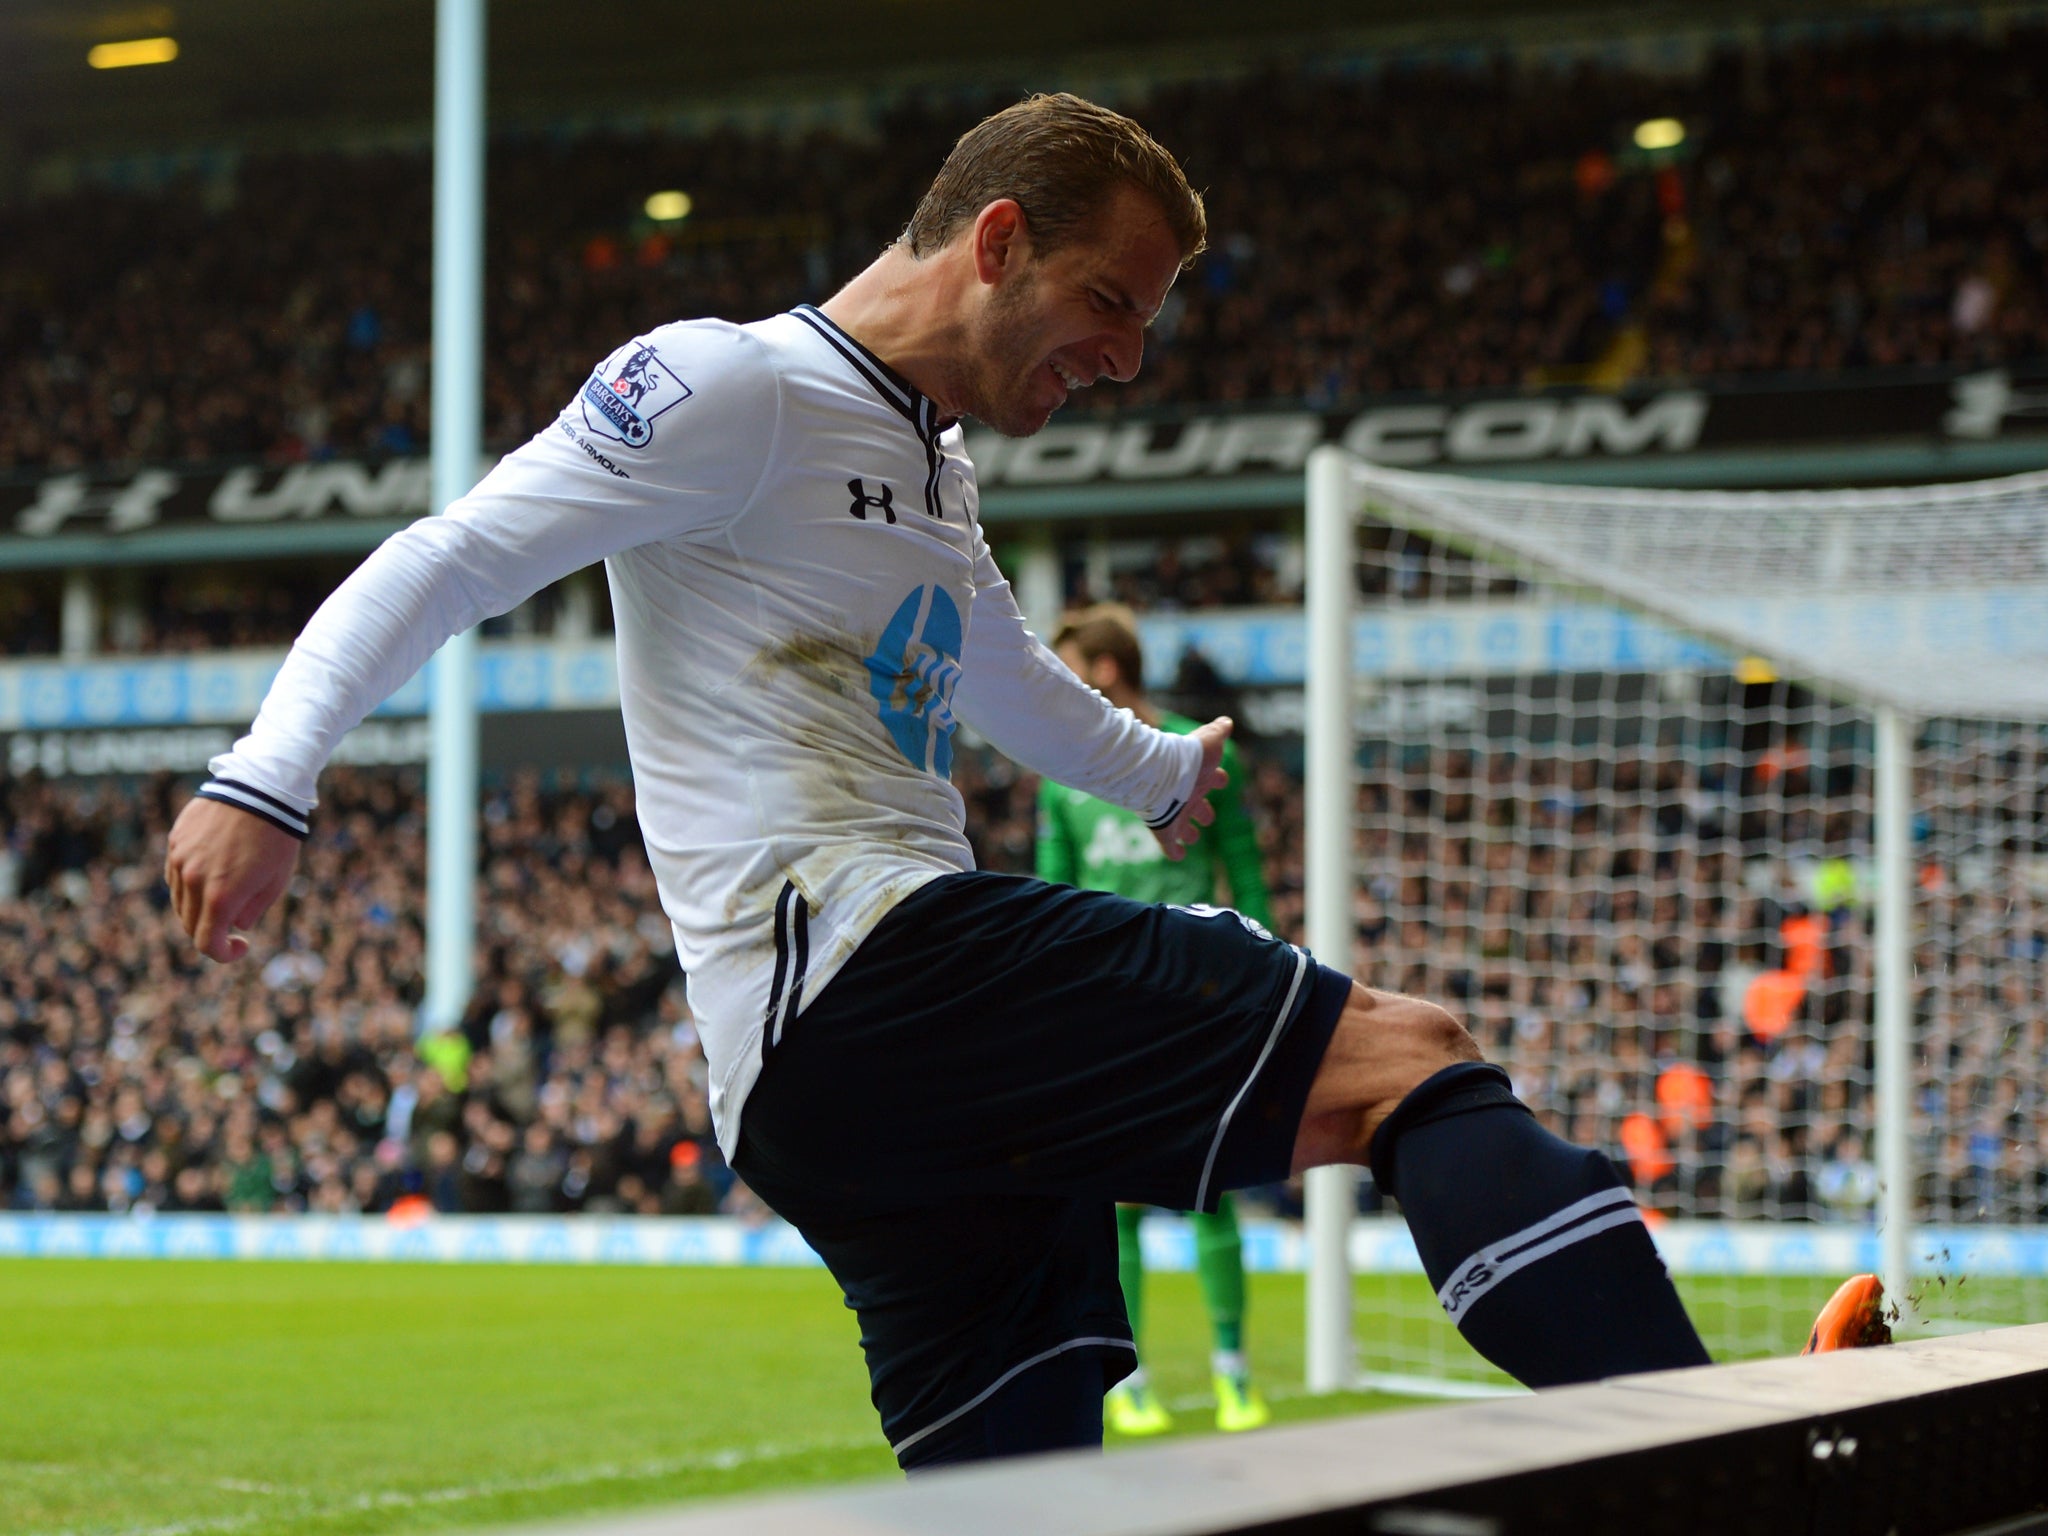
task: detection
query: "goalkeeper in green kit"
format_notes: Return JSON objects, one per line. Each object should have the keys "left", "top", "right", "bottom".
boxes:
{"left": 1038, "top": 603, "right": 1273, "bottom": 1437}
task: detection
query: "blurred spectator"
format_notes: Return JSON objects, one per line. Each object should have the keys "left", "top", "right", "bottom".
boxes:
{"left": 1817, "top": 1127, "right": 1880, "bottom": 1222}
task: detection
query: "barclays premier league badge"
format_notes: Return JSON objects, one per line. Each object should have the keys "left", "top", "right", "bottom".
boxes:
{"left": 581, "top": 344, "right": 692, "bottom": 447}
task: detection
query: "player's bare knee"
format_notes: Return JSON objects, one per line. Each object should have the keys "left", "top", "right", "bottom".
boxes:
{"left": 1367, "top": 990, "right": 1480, "bottom": 1071}
{"left": 1420, "top": 1000, "right": 1482, "bottom": 1069}
{"left": 1302, "top": 987, "right": 1480, "bottom": 1150}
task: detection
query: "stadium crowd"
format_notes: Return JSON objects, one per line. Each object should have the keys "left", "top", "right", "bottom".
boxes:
{"left": 4, "top": 712, "right": 2044, "bottom": 1224}
{"left": 2, "top": 22, "right": 2042, "bottom": 474}
{"left": 0, "top": 768, "right": 746, "bottom": 1220}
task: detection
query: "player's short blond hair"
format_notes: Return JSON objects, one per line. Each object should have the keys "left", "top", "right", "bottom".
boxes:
{"left": 905, "top": 93, "right": 1207, "bottom": 268}
{"left": 1051, "top": 603, "right": 1145, "bottom": 689}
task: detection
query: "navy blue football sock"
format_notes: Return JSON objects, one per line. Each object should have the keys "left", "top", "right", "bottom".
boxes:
{"left": 1370, "top": 1062, "right": 1710, "bottom": 1388}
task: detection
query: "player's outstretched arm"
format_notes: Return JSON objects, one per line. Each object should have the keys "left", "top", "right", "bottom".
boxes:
{"left": 172, "top": 323, "right": 778, "bottom": 968}
{"left": 952, "top": 538, "right": 1217, "bottom": 830}
{"left": 165, "top": 798, "right": 302, "bottom": 963}
{"left": 1152, "top": 715, "right": 1231, "bottom": 862}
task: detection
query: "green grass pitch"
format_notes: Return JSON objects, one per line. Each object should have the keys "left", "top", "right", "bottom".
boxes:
{"left": 3, "top": 1261, "right": 2028, "bottom": 1536}
{"left": 0, "top": 1261, "right": 1409, "bottom": 1536}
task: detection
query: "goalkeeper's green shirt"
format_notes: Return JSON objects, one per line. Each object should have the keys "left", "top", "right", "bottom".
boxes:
{"left": 1035, "top": 711, "right": 1272, "bottom": 928}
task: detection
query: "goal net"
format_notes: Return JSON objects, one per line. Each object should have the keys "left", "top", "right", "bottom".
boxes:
{"left": 1302, "top": 450, "right": 2048, "bottom": 1394}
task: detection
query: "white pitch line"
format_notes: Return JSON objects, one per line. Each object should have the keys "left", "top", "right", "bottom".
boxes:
{"left": 1, "top": 1464, "right": 297, "bottom": 1499}
{"left": 21, "top": 1432, "right": 884, "bottom": 1536}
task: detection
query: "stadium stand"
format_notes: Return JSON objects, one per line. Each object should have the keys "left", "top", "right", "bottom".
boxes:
{"left": 2, "top": 22, "right": 2044, "bottom": 473}
{"left": 6, "top": 697, "right": 2045, "bottom": 1230}
{"left": 1348, "top": 733, "right": 2045, "bottom": 1223}
{"left": 0, "top": 768, "right": 739, "bottom": 1219}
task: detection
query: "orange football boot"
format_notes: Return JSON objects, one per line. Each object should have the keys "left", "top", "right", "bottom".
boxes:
{"left": 1803, "top": 1273, "right": 1893, "bottom": 1354}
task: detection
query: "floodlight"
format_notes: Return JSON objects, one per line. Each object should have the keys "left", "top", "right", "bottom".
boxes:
{"left": 1633, "top": 118, "right": 1685, "bottom": 151}
{"left": 88, "top": 38, "right": 180, "bottom": 69}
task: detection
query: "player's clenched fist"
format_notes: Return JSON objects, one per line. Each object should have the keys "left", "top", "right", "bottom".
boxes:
{"left": 1152, "top": 715, "right": 1232, "bottom": 863}
{"left": 164, "top": 797, "right": 302, "bottom": 963}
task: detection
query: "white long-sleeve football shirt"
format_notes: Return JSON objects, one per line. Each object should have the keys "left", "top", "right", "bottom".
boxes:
{"left": 202, "top": 307, "right": 1204, "bottom": 1153}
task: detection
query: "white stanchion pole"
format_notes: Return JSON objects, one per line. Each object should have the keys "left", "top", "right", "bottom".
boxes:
{"left": 1304, "top": 446, "right": 1357, "bottom": 1393}
{"left": 1874, "top": 704, "right": 1915, "bottom": 1316}
{"left": 422, "top": 0, "right": 485, "bottom": 1036}
{"left": 1013, "top": 530, "right": 1063, "bottom": 643}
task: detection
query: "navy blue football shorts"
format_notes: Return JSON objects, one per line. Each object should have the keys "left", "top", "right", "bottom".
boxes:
{"left": 731, "top": 870, "right": 1352, "bottom": 1467}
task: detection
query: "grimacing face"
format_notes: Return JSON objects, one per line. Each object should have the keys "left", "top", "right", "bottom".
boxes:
{"left": 964, "top": 184, "right": 1185, "bottom": 439}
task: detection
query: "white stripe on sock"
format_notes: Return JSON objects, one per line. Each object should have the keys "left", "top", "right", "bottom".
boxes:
{"left": 1435, "top": 1188, "right": 1642, "bottom": 1324}
{"left": 1486, "top": 1186, "right": 1634, "bottom": 1261}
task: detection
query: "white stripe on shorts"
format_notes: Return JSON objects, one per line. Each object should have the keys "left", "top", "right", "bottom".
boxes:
{"left": 1436, "top": 1186, "right": 1642, "bottom": 1324}
{"left": 888, "top": 1335, "right": 1136, "bottom": 1458}
{"left": 1193, "top": 946, "right": 1310, "bottom": 1214}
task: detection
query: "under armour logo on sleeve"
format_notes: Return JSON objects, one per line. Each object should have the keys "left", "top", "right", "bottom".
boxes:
{"left": 848, "top": 478, "right": 897, "bottom": 524}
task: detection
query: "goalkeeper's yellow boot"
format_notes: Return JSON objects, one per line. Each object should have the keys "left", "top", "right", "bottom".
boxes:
{"left": 1803, "top": 1273, "right": 1893, "bottom": 1354}
{"left": 1212, "top": 1371, "right": 1271, "bottom": 1433}
{"left": 1105, "top": 1376, "right": 1173, "bottom": 1436}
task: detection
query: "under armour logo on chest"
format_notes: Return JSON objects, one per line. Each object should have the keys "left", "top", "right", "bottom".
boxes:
{"left": 847, "top": 478, "right": 896, "bottom": 524}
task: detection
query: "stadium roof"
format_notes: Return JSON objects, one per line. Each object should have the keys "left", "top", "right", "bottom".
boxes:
{"left": 0, "top": 0, "right": 1944, "bottom": 165}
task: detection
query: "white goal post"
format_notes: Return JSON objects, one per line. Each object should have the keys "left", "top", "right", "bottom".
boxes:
{"left": 1303, "top": 446, "right": 2048, "bottom": 1393}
